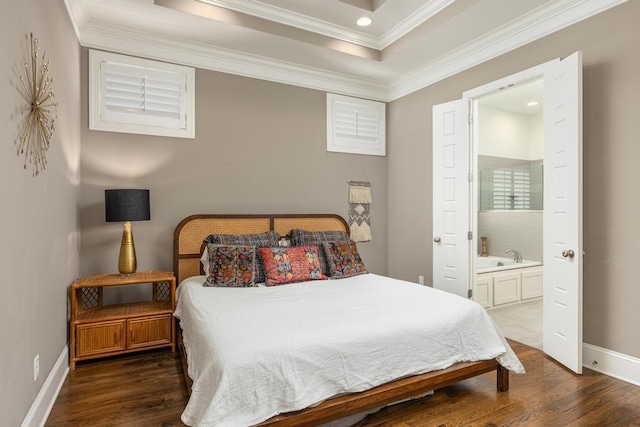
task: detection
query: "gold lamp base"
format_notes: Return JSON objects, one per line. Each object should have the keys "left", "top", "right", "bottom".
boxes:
{"left": 118, "top": 221, "right": 137, "bottom": 275}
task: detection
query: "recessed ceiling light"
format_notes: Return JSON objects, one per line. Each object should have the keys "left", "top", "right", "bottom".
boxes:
{"left": 527, "top": 101, "right": 539, "bottom": 107}
{"left": 357, "top": 17, "right": 372, "bottom": 27}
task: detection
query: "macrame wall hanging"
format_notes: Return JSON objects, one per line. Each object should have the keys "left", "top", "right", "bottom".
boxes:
{"left": 348, "top": 181, "right": 372, "bottom": 242}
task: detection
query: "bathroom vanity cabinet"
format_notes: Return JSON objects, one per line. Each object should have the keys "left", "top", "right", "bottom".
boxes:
{"left": 476, "top": 266, "right": 543, "bottom": 309}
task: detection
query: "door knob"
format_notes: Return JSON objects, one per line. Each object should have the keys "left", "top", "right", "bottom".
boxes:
{"left": 434, "top": 237, "right": 441, "bottom": 243}
{"left": 562, "top": 249, "right": 575, "bottom": 258}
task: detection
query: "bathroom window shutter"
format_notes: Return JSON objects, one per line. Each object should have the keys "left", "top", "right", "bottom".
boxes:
{"left": 493, "top": 168, "right": 531, "bottom": 210}
{"left": 512, "top": 168, "right": 531, "bottom": 209}
{"left": 89, "top": 50, "right": 195, "bottom": 138}
{"left": 327, "top": 93, "right": 385, "bottom": 156}
{"left": 492, "top": 169, "right": 511, "bottom": 209}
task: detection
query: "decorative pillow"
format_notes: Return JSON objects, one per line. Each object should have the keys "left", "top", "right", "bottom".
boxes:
{"left": 204, "top": 244, "right": 256, "bottom": 287}
{"left": 203, "top": 231, "right": 279, "bottom": 283}
{"left": 287, "top": 229, "right": 350, "bottom": 275}
{"left": 322, "top": 240, "right": 368, "bottom": 279}
{"left": 258, "top": 246, "right": 327, "bottom": 286}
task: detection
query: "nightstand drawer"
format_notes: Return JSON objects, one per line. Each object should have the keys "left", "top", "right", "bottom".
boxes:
{"left": 76, "top": 320, "right": 126, "bottom": 356}
{"left": 128, "top": 315, "right": 172, "bottom": 349}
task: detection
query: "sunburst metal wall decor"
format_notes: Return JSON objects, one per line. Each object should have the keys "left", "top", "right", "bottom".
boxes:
{"left": 17, "top": 33, "right": 58, "bottom": 176}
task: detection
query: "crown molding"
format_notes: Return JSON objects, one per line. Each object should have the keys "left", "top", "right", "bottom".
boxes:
{"left": 199, "top": 0, "right": 455, "bottom": 51}
{"left": 387, "top": 0, "right": 627, "bottom": 101}
{"left": 66, "top": 0, "right": 627, "bottom": 103}
{"left": 63, "top": 0, "right": 90, "bottom": 43}
{"left": 198, "top": 0, "right": 380, "bottom": 49}
{"left": 79, "top": 23, "right": 389, "bottom": 101}
{"left": 197, "top": 0, "right": 455, "bottom": 50}
{"left": 379, "top": 0, "right": 454, "bottom": 49}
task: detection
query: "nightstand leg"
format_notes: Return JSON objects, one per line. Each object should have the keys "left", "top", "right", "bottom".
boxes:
{"left": 70, "top": 286, "right": 76, "bottom": 370}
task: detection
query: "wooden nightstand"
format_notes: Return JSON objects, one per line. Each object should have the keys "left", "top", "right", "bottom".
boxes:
{"left": 69, "top": 271, "right": 176, "bottom": 369}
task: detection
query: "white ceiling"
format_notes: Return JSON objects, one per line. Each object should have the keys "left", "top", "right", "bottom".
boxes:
{"left": 64, "top": 0, "right": 626, "bottom": 101}
{"left": 480, "top": 79, "right": 544, "bottom": 116}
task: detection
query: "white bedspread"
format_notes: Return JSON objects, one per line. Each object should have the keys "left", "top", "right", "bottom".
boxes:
{"left": 174, "top": 274, "right": 524, "bottom": 427}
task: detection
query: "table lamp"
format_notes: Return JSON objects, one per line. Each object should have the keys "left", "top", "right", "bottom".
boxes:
{"left": 105, "top": 189, "right": 150, "bottom": 275}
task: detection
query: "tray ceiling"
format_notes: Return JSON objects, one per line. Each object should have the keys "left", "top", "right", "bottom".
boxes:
{"left": 64, "top": 0, "right": 626, "bottom": 101}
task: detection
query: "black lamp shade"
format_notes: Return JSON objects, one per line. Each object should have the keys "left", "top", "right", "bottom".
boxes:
{"left": 105, "top": 189, "right": 150, "bottom": 222}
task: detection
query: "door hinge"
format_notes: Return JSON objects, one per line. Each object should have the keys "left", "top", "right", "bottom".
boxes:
{"left": 468, "top": 231, "right": 473, "bottom": 240}
{"left": 468, "top": 289, "right": 473, "bottom": 299}
{"left": 468, "top": 114, "right": 473, "bottom": 124}
{"left": 468, "top": 172, "right": 473, "bottom": 182}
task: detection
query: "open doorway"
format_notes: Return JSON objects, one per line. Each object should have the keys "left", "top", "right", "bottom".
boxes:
{"left": 472, "top": 78, "right": 544, "bottom": 349}
{"left": 433, "top": 53, "right": 583, "bottom": 372}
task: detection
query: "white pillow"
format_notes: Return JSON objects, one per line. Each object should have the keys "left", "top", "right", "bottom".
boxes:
{"left": 200, "top": 247, "right": 209, "bottom": 274}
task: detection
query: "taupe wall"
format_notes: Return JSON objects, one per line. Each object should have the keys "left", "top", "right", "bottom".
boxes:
{"left": 0, "top": 1, "right": 81, "bottom": 424}
{"left": 7, "top": 4, "right": 636, "bottom": 420}
{"left": 388, "top": 1, "right": 640, "bottom": 358}
{"left": 79, "top": 51, "right": 388, "bottom": 287}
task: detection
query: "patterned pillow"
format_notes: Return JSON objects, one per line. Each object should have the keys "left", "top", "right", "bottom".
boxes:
{"left": 203, "top": 231, "right": 279, "bottom": 283}
{"left": 204, "top": 244, "right": 256, "bottom": 287}
{"left": 287, "top": 229, "right": 350, "bottom": 275}
{"left": 322, "top": 240, "right": 368, "bottom": 279}
{"left": 258, "top": 246, "right": 327, "bottom": 286}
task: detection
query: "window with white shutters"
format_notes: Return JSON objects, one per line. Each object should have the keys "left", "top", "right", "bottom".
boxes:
{"left": 492, "top": 168, "right": 511, "bottom": 209}
{"left": 492, "top": 167, "right": 531, "bottom": 210}
{"left": 512, "top": 168, "right": 531, "bottom": 209}
{"left": 327, "top": 93, "right": 385, "bottom": 156}
{"left": 89, "top": 50, "right": 195, "bottom": 138}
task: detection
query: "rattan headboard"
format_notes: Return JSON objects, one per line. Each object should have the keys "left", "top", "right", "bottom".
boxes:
{"left": 173, "top": 214, "right": 349, "bottom": 284}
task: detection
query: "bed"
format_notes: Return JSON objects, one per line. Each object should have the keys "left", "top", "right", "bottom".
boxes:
{"left": 173, "top": 214, "right": 524, "bottom": 426}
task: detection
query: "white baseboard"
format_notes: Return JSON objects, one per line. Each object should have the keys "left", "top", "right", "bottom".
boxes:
{"left": 583, "top": 343, "right": 640, "bottom": 387}
{"left": 22, "top": 345, "right": 69, "bottom": 427}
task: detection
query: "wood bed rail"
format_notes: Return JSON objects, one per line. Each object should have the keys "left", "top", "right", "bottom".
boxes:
{"left": 260, "top": 362, "right": 508, "bottom": 426}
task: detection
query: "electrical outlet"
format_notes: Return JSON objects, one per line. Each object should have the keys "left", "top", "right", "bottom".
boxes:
{"left": 418, "top": 275, "right": 424, "bottom": 285}
{"left": 33, "top": 355, "right": 39, "bottom": 381}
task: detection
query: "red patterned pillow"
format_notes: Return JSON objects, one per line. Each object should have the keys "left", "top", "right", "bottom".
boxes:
{"left": 322, "top": 240, "right": 368, "bottom": 278}
{"left": 258, "top": 246, "right": 327, "bottom": 286}
{"left": 287, "top": 229, "right": 350, "bottom": 275}
{"left": 204, "top": 244, "right": 256, "bottom": 287}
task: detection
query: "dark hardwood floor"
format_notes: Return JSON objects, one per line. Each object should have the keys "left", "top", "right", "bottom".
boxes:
{"left": 46, "top": 341, "right": 640, "bottom": 426}
{"left": 47, "top": 350, "right": 188, "bottom": 427}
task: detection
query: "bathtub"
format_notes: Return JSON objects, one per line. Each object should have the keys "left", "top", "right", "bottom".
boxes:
{"left": 476, "top": 255, "right": 542, "bottom": 274}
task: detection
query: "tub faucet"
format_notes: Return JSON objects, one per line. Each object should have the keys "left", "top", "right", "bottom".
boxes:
{"left": 505, "top": 249, "right": 522, "bottom": 263}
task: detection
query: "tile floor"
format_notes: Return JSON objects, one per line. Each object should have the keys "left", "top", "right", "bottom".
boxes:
{"left": 487, "top": 298, "right": 542, "bottom": 349}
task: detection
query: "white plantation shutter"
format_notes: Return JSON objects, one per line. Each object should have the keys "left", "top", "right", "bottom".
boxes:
{"left": 103, "top": 62, "right": 184, "bottom": 128}
{"left": 512, "top": 168, "right": 531, "bottom": 209}
{"left": 492, "top": 167, "right": 531, "bottom": 210}
{"left": 334, "top": 105, "right": 379, "bottom": 143}
{"left": 327, "top": 93, "right": 385, "bottom": 156}
{"left": 90, "top": 50, "right": 195, "bottom": 138}
{"left": 492, "top": 169, "right": 511, "bottom": 209}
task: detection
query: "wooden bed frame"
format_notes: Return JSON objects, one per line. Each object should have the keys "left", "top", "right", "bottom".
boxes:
{"left": 173, "top": 214, "right": 509, "bottom": 426}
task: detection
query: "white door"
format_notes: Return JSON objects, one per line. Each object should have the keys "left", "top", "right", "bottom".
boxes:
{"left": 543, "top": 51, "right": 583, "bottom": 373}
{"left": 432, "top": 99, "right": 470, "bottom": 298}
